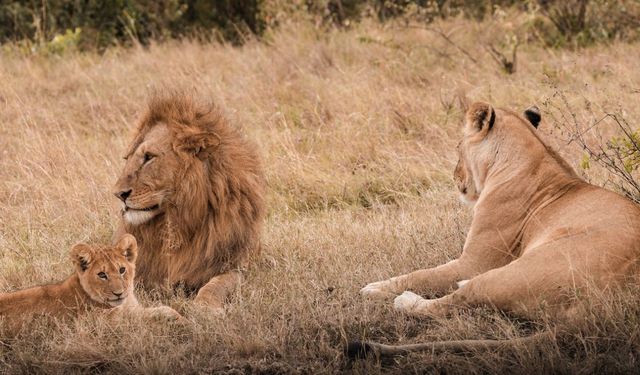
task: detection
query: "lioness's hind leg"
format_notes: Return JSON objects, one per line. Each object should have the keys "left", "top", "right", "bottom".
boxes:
{"left": 194, "top": 271, "right": 242, "bottom": 313}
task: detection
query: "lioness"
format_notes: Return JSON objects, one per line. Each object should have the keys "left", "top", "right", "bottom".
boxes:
{"left": 355, "top": 102, "right": 640, "bottom": 355}
{"left": 113, "top": 94, "right": 265, "bottom": 312}
{"left": 0, "top": 234, "right": 181, "bottom": 333}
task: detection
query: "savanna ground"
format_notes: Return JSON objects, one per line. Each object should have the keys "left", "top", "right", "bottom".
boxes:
{"left": 1, "top": 12, "right": 640, "bottom": 374}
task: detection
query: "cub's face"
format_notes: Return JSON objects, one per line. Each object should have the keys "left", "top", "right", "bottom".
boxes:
{"left": 71, "top": 234, "right": 138, "bottom": 307}
{"left": 113, "top": 124, "right": 180, "bottom": 226}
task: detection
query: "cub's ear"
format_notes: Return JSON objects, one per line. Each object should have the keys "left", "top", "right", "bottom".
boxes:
{"left": 465, "top": 102, "right": 495, "bottom": 135}
{"left": 524, "top": 106, "right": 541, "bottom": 128}
{"left": 175, "top": 127, "right": 221, "bottom": 160}
{"left": 70, "top": 244, "right": 93, "bottom": 272}
{"left": 116, "top": 234, "right": 138, "bottom": 263}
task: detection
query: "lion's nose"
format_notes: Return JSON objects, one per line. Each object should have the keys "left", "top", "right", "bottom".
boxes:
{"left": 115, "top": 189, "right": 132, "bottom": 202}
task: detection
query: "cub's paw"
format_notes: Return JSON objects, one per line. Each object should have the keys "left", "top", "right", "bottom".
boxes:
{"left": 148, "top": 306, "right": 185, "bottom": 321}
{"left": 393, "top": 291, "right": 426, "bottom": 314}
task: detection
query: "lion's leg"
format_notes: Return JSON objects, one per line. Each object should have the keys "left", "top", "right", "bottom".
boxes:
{"left": 193, "top": 271, "right": 242, "bottom": 312}
{"left": 360, "top": 259, "right": 484, "bottom": 300}
{"left": 365, "top": 188, "right": 530, "bottom": 301}
{"left": 394, "top": 255, "right": 563, "bottom": 320}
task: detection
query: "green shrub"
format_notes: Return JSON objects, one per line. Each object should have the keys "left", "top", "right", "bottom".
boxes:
{"left": 0, "top": 0, "right": 264, "bottom": 50}
{"left": 1, "top": 0, "right": 639, "bottom": 51}
{"left": 535, "top": 0, "right": 640, "bottom": 47}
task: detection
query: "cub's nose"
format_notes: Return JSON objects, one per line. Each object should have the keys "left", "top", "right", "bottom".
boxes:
{"left": 114, "top": 189, "right": 132, "bottom": 203}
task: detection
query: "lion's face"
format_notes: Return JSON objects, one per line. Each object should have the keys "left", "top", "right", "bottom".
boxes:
{"left": 71, "top": 234, "right": 138, "bottom": 307}
{"left": 113, "top": 124, "right": 181, "bottom": 225}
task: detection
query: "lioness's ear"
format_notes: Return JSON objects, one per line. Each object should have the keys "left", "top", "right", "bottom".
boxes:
{"left": 465, "top": 102, "right": 495, "bottom": 135}
{"left": 70, "top": 244, "right": 93, "bottom": 272}
{"left": 524, "top": 106, "right": 541, "bottom": 128}
{"left": 175, "top": 127, "right": 221, "bottom": 160}
{"left": 116, "top": 234, "right": 138, "bottom": 263}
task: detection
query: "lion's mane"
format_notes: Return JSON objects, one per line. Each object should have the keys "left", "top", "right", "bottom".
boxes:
{"left": 123, "top": 93, "right": 265, "bottom": 293}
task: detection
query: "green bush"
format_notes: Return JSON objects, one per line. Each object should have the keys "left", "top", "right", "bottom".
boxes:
{"left": 0, "top": 0, "right": 639, "bottom": 51}
{"left": 535, "top": 0, "right": 640, "bottom": 47}
{"left": 0, "top": 0, "right": 264, "bottom": 50}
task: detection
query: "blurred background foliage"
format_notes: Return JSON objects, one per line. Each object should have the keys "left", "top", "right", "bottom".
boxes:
{"left": 0, "top": 0, "right": 638, "bottom": 52}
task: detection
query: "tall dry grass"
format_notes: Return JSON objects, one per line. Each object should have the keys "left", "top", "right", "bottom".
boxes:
{"left": 1, "top": 13, "right": 639, "bottom": 373}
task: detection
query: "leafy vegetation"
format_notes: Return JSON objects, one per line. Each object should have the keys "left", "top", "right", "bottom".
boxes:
{"left": 1, "top": 0, "right": 639, "bottom": 50}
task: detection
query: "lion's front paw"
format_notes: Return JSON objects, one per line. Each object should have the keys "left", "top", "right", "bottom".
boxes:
{"left": 198, "top": 304, "right": 227, "bottom": 318}
{"left": 193, "top": 293, "right": 227, "bottom": 317}
{"left": 393, "top": 291, "right": 426, "bottom": 314}
{"left": 360, "top": 280, "right": 396, "bottom": 300}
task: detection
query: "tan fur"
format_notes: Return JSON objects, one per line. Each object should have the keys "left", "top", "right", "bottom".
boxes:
{"left": 361, "top": 102, "right": 640, "bottom": 321}
{"left": 0, "top": 235, "right": 180, "bottom": 333}
{"left": 113, "top": 93, "right": 265, "bottom": 310}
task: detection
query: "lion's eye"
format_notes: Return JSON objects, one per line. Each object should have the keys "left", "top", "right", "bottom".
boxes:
{"left": 98, "top": 272, "right": 108, "bottom": 280}
{"left": 143, "top": 153, "right": 155, "bottom": 164}
{"left": 119, "top": 267, "right": 126, "bottom": 274}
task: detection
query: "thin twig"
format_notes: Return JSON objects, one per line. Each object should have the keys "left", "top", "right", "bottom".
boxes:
{"left": 395, "top": 25, "right": 479, "bottom": 64}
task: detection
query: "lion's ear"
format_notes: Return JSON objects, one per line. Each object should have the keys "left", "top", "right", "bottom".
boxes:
{"left": 70, "top": 244, "right": 93, "bottom": 272}
{"left": 175, "top": 127, "right": 221, "bottom": 160}
{"left": 465, "top": 102, "right": 495, "bottom": 136}
{"left": 524, "top": 106, "right": 541, "bottom": 128}
{"left": 116, "top": 234, "right": 138, "bottom": 263}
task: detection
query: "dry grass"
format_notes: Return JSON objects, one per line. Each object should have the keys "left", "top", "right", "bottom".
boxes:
{"left": 1, "top": 14, "right": 640, "bottom": 374}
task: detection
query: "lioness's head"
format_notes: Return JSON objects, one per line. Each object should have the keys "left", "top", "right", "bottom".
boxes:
{"left": 70, "top": 234, "right": 137, "bottom": 307}
{"left": 113, "top": 95, "right": 222, "bottom": 226}
{"left": 454, "top": 102, "right": 541, "bottom": 205}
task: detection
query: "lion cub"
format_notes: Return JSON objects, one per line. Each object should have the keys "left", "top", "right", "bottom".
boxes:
{"left": 0, "top": 234, "right": 181, "bottom": 332}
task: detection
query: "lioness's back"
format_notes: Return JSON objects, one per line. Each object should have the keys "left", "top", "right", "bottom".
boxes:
{"left": 528, "top": 183, "right": 640, "bottom": 252}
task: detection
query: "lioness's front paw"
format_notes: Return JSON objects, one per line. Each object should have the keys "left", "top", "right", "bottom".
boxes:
{"left": 393, "top": 291, "right": 426, "bottom": 313}
{"left": 360, "top": 281, "right": 396, "bottom": 300}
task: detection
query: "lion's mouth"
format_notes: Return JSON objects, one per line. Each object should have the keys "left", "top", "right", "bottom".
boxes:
{"left": 122, "top": 204, "right": 162, "bottom": 225}
{"left": 124, "top": 204, "right": 159, "bottom": 212}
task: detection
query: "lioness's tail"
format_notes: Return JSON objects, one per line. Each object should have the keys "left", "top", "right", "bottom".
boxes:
{"left": 345, "top": 332, "right": 552, "bottom": 358}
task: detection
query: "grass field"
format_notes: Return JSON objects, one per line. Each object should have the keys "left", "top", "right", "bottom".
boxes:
{"left": 1, "top": 14, "right": 640, "bottom": 374}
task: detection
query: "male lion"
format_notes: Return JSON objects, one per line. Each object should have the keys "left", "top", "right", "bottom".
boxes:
{"left": 354, "top": 102, "right": 640, "bottom": 356}
{"left": 113, "top": 94, "right": 264, "bottom": 312}
{"left": 0, "top": 234, "right": 181, "bottom": 333}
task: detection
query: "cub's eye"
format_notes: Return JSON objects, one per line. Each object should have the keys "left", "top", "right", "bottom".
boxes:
{"left": 143, "top": 153, "right": 155, "bottom": 163}
{"left": 98, "top": 272, "right": 108, "bottom": 280}
{"left": 119, "top": 267, "right": 126, "bottom": 274}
